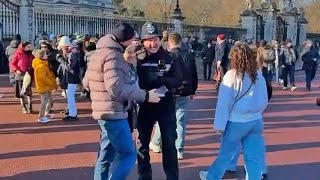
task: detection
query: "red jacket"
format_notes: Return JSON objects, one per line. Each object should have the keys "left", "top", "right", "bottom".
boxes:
{"left": 9, "top": 44, "right": 34, "bottom": 73}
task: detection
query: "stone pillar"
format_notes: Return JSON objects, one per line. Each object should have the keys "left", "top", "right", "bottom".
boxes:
{"left": 263, "top": 11, "right": 278, "bottom": 42}
{"left": 240, "top": 10, "right": 257, "bottom": 43}
{"left": 283, "top": 13, "right": 298, "bottom": 43}
{"left": 170, "top": 0, "right": 185, "bottom": 34}
{"left": 256, "top": 3, "right": 280, "bottom": 42}
{"left": 296, "top": 17, "right": 308, "bottom": 70}
{"left": 19, "top": 0, "right": 35, "bottom": 43}
{"left": 171, "top": 19, "right": 182, "bottom": 34}
{"left": 198, "top": 28, "right": 205, "bottom": 43}
{"left": 298, "top": 16, "right": 308, "bottom": 46}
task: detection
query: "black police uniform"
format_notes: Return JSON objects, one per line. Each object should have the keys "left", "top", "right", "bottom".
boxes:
{"left": 137, "top": 22, "right": 182, "bottom": 180}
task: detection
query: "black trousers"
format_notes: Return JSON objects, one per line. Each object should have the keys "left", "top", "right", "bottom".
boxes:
{"left": 282, "top": 65, "right": 295, "bottom": 87}
{"left": 137, "top": 98, "right": 178, "bottom": 180}
{"left": 203, "top": 61, "right": 212, "bottom": 80}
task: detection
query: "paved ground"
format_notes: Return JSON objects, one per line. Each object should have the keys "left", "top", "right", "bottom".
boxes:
{"left": 0, "top": 71, "right": 320, "bottom": 180}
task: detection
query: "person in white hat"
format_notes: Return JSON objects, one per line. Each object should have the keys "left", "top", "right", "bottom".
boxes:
{"left": 56, "top": 36, "right": 81, "bottom": 121}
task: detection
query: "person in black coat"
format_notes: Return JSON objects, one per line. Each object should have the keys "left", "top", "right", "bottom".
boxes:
{"left": 56, "top": 36, "right": 80, "bottom": 121}
{"left": 301, "top": 40, "right": 320, "bottom": 91}
{"left": 0, "top": 41, "right": 8, "bottom": 74}
{"left": 215, "top": 34, "right": 230, "bottom": 89}
{"left": 202, "top": 40, "right": 215, "bottom": 80}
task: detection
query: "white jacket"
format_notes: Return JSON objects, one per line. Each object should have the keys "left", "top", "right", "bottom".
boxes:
{"left": 214, "top": 69, "right": 268, "bottom": 131}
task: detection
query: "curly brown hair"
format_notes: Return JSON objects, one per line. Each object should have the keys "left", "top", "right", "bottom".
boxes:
{"left": 228, "top": 44, "right": 258, "bottom": 83}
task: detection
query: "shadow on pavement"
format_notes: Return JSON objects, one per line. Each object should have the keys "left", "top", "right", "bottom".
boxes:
{"left": 0, "top": 142, "right": 98, "bottom": 160}
{"left": 0, "top": 117, "right": 98, "bottom": 135}
{"left": 0, "top": 163, "right": 207, "bottom": 180}
{"left": 3, "top": 162, "right": 319, "bottom": 180}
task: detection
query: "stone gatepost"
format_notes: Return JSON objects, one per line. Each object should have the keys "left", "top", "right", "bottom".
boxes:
{"left": 19, "top": 0, "right": 35, "bottom": 43}
{"left": 256, "top": 3, "right": 280, "bottom": 42}
{"left": 240, "top": 10, "right": 257, "bottom": 43}
{"left": 298, "top": 12, "right": 308, "bottom": 46}
{"left": 282, "top": 12, "right": 299, "bottom": 44}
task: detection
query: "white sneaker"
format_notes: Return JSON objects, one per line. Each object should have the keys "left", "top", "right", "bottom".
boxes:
{"left": 199, "top": 171, "right": 208, "bottom": 180}
{"left": 38, "top": 117, "right": 50, "bottom": 124}
{"left": 61, "top": 91, "right": 67, "bottom": 98}
{"left": 279, "top": 79, "right": 284, "bottom": 84}
{"left": 283, "top": 87, "right": 288, "bottom": 90}
{"left": 291, "top": 86, "right": 297, "bottom": 91}
{"left": 149, "top": 143, "right": 161, "bottom": 153}
{"left": 177, "top": 152, "right": 184, "bottom": 160}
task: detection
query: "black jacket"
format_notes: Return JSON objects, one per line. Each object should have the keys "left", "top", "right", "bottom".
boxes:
{"left": 202, "top": 45, "right": 215, "bottom": 63}
{"left": 170, "top": 47, "right": 198, "bottom": 96}
{"left": 215, "top": 41, "right": 230, "bottom": 69}
{"left": 302, "top": 48, "right": 319, "bottom": 71}
{"left": 57, "top": 51, "right": 81, "bottom": 88}
{"left": 47, "top": 48, "right": 59, "bottom": 77}
{"left": 137, "top": 47, "right": 182, "bottom": 97}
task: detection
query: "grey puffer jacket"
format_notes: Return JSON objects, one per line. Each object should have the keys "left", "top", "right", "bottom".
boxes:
{"left": 82, "top": 34, "right": 146, "bottom": 120}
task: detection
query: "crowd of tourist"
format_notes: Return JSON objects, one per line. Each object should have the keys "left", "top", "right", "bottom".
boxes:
{"left": 0, "top": 20, "right": 320, "bottom": 180}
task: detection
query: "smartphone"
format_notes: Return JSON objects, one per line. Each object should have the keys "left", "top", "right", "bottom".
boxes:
{"left": 155, "top": 86, "right": 168, "bottom": 96}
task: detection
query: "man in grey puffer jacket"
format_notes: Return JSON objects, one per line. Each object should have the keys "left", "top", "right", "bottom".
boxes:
{"left": 83, "top": 22, "right": 162, "bottom": 180}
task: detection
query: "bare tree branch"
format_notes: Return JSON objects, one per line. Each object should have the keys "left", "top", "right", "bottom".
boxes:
{"left": 313, "top": 0, "right": 320, "bottom": 12}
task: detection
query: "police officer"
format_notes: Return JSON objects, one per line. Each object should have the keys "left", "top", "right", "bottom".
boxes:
{"left": 136, "top": 22, "right": 182, "bottom": 180}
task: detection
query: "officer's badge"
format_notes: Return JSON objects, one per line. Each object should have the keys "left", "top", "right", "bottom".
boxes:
{"left": 146, "top": 23, "right": 155, "bottom": 34}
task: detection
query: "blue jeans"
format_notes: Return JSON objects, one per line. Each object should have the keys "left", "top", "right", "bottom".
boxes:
{"left": 67, "top": 83, "right": 77, "bottom": 117}
{"left": 94, "top": 120, "right": 136, "bottom": 180}
{"left": 151, "top": 96, "right": 189, "bottom": 152}
{"left": 206, "top": 119, "right": 265, "bottom": 180}
{"left": 228, "top": 143, "right": 267, "bottom": 174}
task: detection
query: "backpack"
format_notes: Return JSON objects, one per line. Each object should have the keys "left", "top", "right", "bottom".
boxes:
{"left": 172, "top": 50, "right": 197, "bottom": 96}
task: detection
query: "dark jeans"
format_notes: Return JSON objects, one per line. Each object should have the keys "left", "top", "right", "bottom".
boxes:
{"left": 203, "top": 61, "right": 212, "bottom": 80}
{"left": 137, "top": 99, "right": 178, "bottom": 180}
{"left": 282, "top": 65, "right": 295, "bottom": 87}
{"left": 305, "top": 70, "right": 311, "bottom": 89}
{"left": 94, "top": 120, "right": 136, "bottom": 180}
{"left": 305, "top": 70, "right": 316, "bottom": 89}
{"left": 262, "top": 67, "right": 273, "bottom": 85}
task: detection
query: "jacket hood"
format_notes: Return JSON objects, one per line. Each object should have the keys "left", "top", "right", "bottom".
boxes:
{"left": 9, "top": 40, "right": 19, "bottom": 48}
{"left": 96, "top": 34, "right": 124, "bottom": 53}
{"left": 16, "top": 44, "right": 25, "bottom": 54}
{"left": 32, "top": 57, "right": 47, "bottom": 69}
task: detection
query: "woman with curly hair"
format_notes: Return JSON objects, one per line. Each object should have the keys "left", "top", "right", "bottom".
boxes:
{"left": 200, "top": 44, "right": 268, "bottom": 180}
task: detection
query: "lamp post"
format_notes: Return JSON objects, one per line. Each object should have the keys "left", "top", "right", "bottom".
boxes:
{"left": 170, "top": 0, "right": 185, "bottom": 34}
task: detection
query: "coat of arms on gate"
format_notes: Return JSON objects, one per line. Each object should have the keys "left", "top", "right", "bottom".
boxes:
{"left": 147, "top": 23, "right": 155, "bottom": 34}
